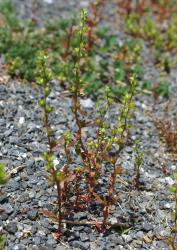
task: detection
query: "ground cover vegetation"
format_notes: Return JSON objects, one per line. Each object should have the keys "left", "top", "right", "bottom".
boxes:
{"left": 0, "top": 0, "right": 177, "bottom": 249}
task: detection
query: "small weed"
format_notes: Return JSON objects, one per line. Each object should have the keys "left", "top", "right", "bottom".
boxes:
{"left": 133, "top": 140, "right": 144, "bottom": 190}
{"left": 37, "top": 8, "right": 138, "bottom": 235}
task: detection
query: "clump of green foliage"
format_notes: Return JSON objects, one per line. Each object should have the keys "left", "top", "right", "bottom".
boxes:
{"left": 124, "top": 0, "right": 177, "bottom": 54}
{"left": 123, "top": 0, "right": 177, "bottom": 99}
{"left": 0, "top": 0, "right": 20, "bottom": 29}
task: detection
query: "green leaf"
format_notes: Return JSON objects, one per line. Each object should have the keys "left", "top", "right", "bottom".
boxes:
{"left": 44, "top": 86, "right": 51, "bottom": 97}
{"left": 45, "top": 105, "right": 54, "bottom": 113}
{"left": 38, "top": 99, "right": 45, "bottom": 107}
{"left": 169, "top": 185, "right": 177, "bottom": 193}
{"left": 0, "top": 234, "right": 6, "bottom": 249}
{"left": 0, "top": 163, "right": 9, "bottom": 185}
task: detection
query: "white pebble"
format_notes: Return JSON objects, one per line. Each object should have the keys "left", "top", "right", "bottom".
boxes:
{"left": 171, "top": 165, "right": 176, "bottom": 170}
{"left": 43, "top": 0, "right": 53, "bottom": 4}
{"left": 80, "top": 1, "right": 89, "bottom": 7}
{"left": 164, "top": 203, "right": 172, "bottom": 209}
{"left": 53, "top": 159, "right": 60, "bottom": 167}
{"left": 80, "top": 98, "right": 94, "bottom": 109}
{"left": 19, "top": 117, "right": 25, "bottom": 125}
{"left": 164, "top": 177, "right": 174, "bottom": 185}
{"left": 38, "top": 230, "right": 46, "bottom": 236}
{"left": 142, "top": 103, "right": 147, "bottom": 109}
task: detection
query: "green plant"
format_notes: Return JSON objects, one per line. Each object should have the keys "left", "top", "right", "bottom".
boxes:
{"left": 0, "top": 0, "right": 20, "bottom": 29}
{"left": 37, "top": 9, "right": 138, "bottom": 235}
{"left": 133, "top": 140, "right": 144, "bottom": 189}
{"left": 125, "top": 13, "right": 140, "bottom": 35}
{"left": 142, "top": 17, "right": 159, "bottom": 40}
{"left": 35, "top": 50, "right": 64, "bottom": 234}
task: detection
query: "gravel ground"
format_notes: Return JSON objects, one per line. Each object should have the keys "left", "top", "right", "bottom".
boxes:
{"left": 0, "top": 0, "right": 177, "bottom": 250}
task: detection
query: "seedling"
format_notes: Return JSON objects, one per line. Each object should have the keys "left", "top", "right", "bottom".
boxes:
{"left": 133, "top": 140, "right": 144, "bottom": 189}
{"left": 125, "top": 13, "right": 140, "bottom": 35}
{"left": 36, "top": 51, "right": 64, "bottom": 233}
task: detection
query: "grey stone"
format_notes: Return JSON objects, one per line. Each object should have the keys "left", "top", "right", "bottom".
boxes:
{"left": 18, "top": 193, "right": 29, "bottom": 203}
{"left": 80, "top": 232, "right": 89, "bottom": 242}
{"left": 136, "top": 231, "right": 144, "bottom": 238}
{"left": 32, "top": 237, "right": 41, "bottom": 245}
{"left": 46, "top": 238, "right": 57, "bottom": 246}
{"left": 142, "top": 222, "right": 153, "bottom": 232}
{"left": 5, "top": 222, "right": 18, "bottom": 234}
{"left": 2, "top": 203, "right": 14, "bottom": 215}
{"left": 73, "top": 212, "right": 87, "bottom": 221}
{"left": 29, "top": 191, "right": 36, "bottom": 199}
{"left": 71, "top": 241, "right": 90, "bottom": 250}
{"left": 1, "top": 212, "right": 8, "bottom": 220}
{"left": 27, "top": 209, "right": 38, "bottom": 220}
{"left": 10, "top": 150, "right": 20, "bottom": 157}
{"left": 122, "top": 234, "right": 132, "bottom": 243}
{"left": 8, "top": 180, "right": 20, "bottom": 190}
{"left": 30, "top": 246, "right": 49, "bottom": 250}
{"left": 31, "top": 225, "right": 38, "bottom": 234}
{"left": 15, "top": 232, "right": 23, "bottom": 239}
{"left": 0, "top": 194, "right": 8, "bottom": 204}
{"left": 108, "top": 235, "right": 124, "bottom": 245}
{"left": 0, "top": 220, "right": 3, "bottom": 227}
{"left": 12, "top": 244, "right": 26, "bottom": 250}
{"left": 89, "top": 234, "right": 96, "bottom": 242}
{"left": 56, "top": 246, "right": 69, "bottom": 250}
{"left": 26, "top": 159, "right": 35, "bottom": 168}
{"left": 29, "top": 176, "right": 38, "bottom": 184}
{"left": 4, "top": 129, "right": 13, "bottom": 137}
